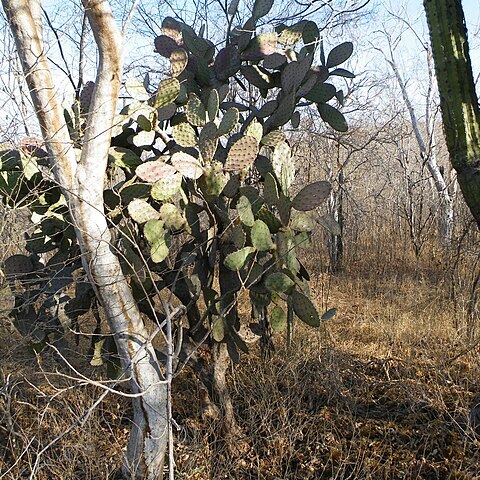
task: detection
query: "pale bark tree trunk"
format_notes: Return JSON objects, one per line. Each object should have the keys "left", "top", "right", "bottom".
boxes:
{"left": 1, "top": 1, "right": 168, "bottom": 478}
{"left": 385, "top": 43, "right": 454, "bottom": 247}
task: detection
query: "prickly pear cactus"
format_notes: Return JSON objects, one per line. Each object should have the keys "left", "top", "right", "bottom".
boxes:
{"left": 1, "top": 1, "right": 353, "bottom": 365}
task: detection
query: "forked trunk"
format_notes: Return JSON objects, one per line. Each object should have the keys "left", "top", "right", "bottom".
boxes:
{"left": 1, "top": 1, "right": 169, "bottom": 477}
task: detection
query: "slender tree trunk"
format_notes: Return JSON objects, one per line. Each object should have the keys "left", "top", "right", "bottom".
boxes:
{"left": 385, "top": 43, "right": 454, "bottom": 246}
{"left": 1, "top": 1, "right": 168, "bottom": 478}
{"left": 424, "top": 0, "right": 480, "bottom": 227}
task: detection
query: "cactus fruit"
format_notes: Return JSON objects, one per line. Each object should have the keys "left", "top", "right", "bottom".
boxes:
{"left": 224, "top": 246, "right": 255, "bottom": 271}
{"left": 317, "top": 103, "right": 348, "bottom": 132}
{"left": 136, "top": 160, "right": 177, "bottom": 183}
{"left": 292, "top": 181, "right": 331, "bottom": 211}
{"left": 224, "top": 136, "right": 259, "bottom": 171}
{"left": 291, "top": 289, "right": 320, "bottom": 327}
{"left": 128, "top": 199, "right": 161, "bottom": 224}
{"left": 171, "top": 152, "right": 204, "bottom": 179}
{"left": 251, "top": 219, "right": 273, "bottom": 251}
{"left": 326, "top": 42, "right": 353, "bottom": 68}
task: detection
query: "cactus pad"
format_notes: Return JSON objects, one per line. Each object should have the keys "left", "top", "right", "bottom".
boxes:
{"left": 290, "top": 211, "right": 315, "bottom": 232}
{"left": 218, "top": 108, "right": 239, "bottom": 136}
{"left": 224, "top": 136, "right": 259, "bottom": 171}
{"left": 317, "top": 103, "right": 348, "bottom": 132}
{"left": 171, "top": 152, "right": 204, "bottom": 179}
{"left": 214, "top": 45, "right": 241, "bottom": 81}
{"left": 271, "top": 305, "right": 287, "bottom": 332}
{"left": 160, "top": 203, "right": 185, "bottom": 230}
{"left": 151, "top": 172, "right": 182, "bottom": 200}
{"left": 170, "top": 48, "right": 188, "bottom": 77}
{"left": 172, "top": 122, "right": 197, "bottom": 147}
{"left": 251, "top": 219, "right": 273, "bottom": 251}
{"left": 154, "top": 78, "right": 180, "bottom": 108}
{"left": 4, "top": 254, "right": 33, "bottom": 278}
{"left": 154, "top": 35, "right": 179, "bottom": 57}
{"left": 237, "top": 195, "right": 255, "bottom": 227}
{"left": 291, "top": 289, "right": 320, "bottom": 327}
{"left": 128, "top": 199, "right": 161, "bottom": 224}
{"left": 265, "top": 271, "right": 294, "bottom": 293}
{"left": 326, "top": 42, "right": 353, "bottom": 68}
{"left": 199, "top": 122, "right": 219, "bottom": 162}
{"left": 136, "top": 160, "right": 177, "bottom": 183}
{"left": 224, "top": 246, "right": 255, "bottom": 271}
{"left": 292, "top": 181, "right": 331, "bottom": 211}
{"left": 186, "top": 93, "right": 207, "bottom": 126}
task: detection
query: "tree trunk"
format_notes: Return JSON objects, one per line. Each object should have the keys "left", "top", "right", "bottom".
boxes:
{"left": 385, "top": 42, "right": 454, "bottom": 246}
{"left": 424, "top": 0, "right": 480, "bottom": 227}
{"left": 1, "top": 1, "right": 168, "bottom": 478}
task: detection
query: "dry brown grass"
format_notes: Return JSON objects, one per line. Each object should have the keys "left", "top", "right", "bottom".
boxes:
{"left": 1, "top": 231, "right": 480, "bottom": 479}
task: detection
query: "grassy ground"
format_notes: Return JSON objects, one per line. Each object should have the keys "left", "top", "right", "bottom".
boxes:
{"left": 1, "top": 238, "right": 480, "bottom": 479}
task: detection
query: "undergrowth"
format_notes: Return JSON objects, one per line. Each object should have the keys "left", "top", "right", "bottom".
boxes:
{"left": 1, "top": 234, "right": 480, "bottom": 479}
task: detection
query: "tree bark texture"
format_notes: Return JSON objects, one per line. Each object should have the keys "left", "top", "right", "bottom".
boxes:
{"left": 1, "top": 1, "right": 168, "bottom": 478}
{"left": 424, "top": 0, "right": 480, "bottom": 227}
